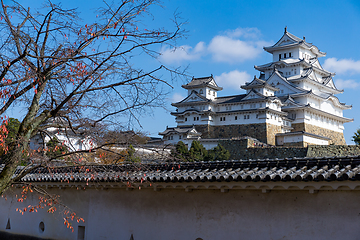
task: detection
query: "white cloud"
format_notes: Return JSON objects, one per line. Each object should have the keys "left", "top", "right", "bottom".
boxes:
{"left": 323, "top": 58, "right": 360, "bottom": 75}
{"left": 225, "top": 27, "right": 261, "bottom": 39}
{"left": 215, "top": 70, "right": 251, "bottom": 89}
{"left": 159, "top": 27, "right": 271, "bottom": 64}
{"left": 208, "top": 36, "right": 263, "bottom": 63}
{"left": 159, "top": 42, "right": 205, "bottom": 64}
{"left": 335, "top": 79, "right": 360, "bottom": 89}
{"left": 171, "top": 93, "right": 185, "bottom": 103}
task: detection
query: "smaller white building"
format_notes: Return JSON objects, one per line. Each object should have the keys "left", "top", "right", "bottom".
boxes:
{"left": 30, "top": 118, "right": 96, "bottom": 153}
{"left": 276, "top": 131, "right": 330, "bottom": 146}
{"left": 159, "top": 126, "right": 201, "bottom": 146}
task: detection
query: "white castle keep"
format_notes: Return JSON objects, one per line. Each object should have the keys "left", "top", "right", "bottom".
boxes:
{"left": 160, "top": 29, "right": 352, "bottom": 147}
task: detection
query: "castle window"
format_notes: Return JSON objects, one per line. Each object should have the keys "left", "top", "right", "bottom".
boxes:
{"left": 289, "top": 52, "right": 292, "bottom": 57}
{"left": 199, "top": 89, "right": 203, "bottom": 94}
{"left": 194, "top": 117, "right": 196, "bottom": 121}
{"left": 241, "top": 105, "right": 243, "bottom": 109}
{"left": 226, "top": 106, "right": 231, "bottom": 110}
{"left": 256, "top": 114, "right": 258, "bottom": 118}
{"left": 185, "top": 118, "right": 187, "bottom": 121}
{"left": 284, "top": 53, "right": 287, "bottom": 58}
{"left": 78, "top": 226, "right": 85, "bottom": 240}
{"left": 39, "top": 222, "right": 45, "bottom": 233}
{"left": 247, "top": 115, "right": 250, "bottom": 119}
{"left": 208, "top": 90, "right": 211, "bottom": 95}
{"left": 213, "top": 91, "right": 215, "bottom": 96}
{"left": 235, "top": 116, "right": 237, "bottom": 120}
{"left": 244, "top": 115, "right": 246, "bottom": 120}
{"left": 197, "top": 117, "right": 199, "bottom": 121}
{"left": 279, "top": 54, "right": 281, "bottom": 61}
{"left": 220, "top": 117, "right": 222, "bottom": 121}
{"left": 223, "top": 117, "right": 226, "bottom": 121}
{"left": 179, "top": 135, "right": 182, "bottom": 139}
{"left": 259, "top": 103, "right": 262, "bottom": 107}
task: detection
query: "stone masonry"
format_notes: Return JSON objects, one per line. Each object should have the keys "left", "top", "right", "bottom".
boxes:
{"left": 292, "top": 123, "right": 346, "bottom": 145}
{"left": 192, "top": 123, "right": 273, "bottom": 145}
{"left": 220, "top": 139, "right": 360, "bottom": 160}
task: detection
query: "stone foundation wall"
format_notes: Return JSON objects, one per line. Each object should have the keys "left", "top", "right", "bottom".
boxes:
{"left": 306, "top": 145, "right": 360, "bottom": 158}
{"left": 282, "top": 142, "right": 306, "bottom": 147}
{"left": 220, "top": 139, "right": 360, "bottom": 160}
{"left": 291, "top": 123, "right": 346, "bottom": 145}
{"left": 193, "top": 123, "right": 282, "bottom": 145}
{"left": 194, "top": 124, "right": 267, "bottom": 143}
{"left": 266, "top": 123, "right": 282, "bottom": 145}
{"left": 282, "top": 142, "right": 315, "bottom": 147}
{"left": 220, "top": 140, "right": 308, "bottom": 160}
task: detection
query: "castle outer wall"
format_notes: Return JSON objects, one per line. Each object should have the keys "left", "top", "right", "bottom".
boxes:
{"left": 2, "top": 181, "right": 360, "bottom": 240}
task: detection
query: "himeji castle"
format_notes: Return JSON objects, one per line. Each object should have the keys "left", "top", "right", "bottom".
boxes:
{"left": 160, "top": 28, "right": 353, "bottom": 147}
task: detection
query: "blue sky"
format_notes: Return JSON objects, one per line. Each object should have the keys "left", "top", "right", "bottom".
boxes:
{"left": 140, "top": 0, "right": 360, "bottom": 144}
{"left": 6, "top": 0, "right": 360, "bottom": 144}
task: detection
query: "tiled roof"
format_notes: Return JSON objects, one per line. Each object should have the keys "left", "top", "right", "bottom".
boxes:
{"left": 6, "top": 156, "right": 360, "bottom": 184}
{"left": 171, "top": 90, "right": 210, "bottom": 106}
{"left": 182, "top": 76, "right": 223, "bottom": 91}
{"left": 159, "top": 126, "right": 200, "bottom": 136}
{"left": 214, "top": 94, "right": 246, "bottom": 104}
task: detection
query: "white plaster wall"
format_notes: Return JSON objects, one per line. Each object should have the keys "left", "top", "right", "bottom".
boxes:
{"left": 303, "top": 135, "right": 329, "bottom": 145}
{"left": 303, "top": 111, "right": 343, "bottom": 133}
{"left": 214, "top": 113, "right": 264, "bottom": 125}
{"left": 180, "top": 114, "right": 201, "bottom": 126}
{"left": 266, "top": 113, "right": 283, "bottom": 126}
{"left": 205, "top": 87, "right": 217, "bottom": 100}
{"left": 0, "top": 188, "right": 90, "bottom": 240}
{"left": 279, "top": 134, "right": 328, "bottom": 145}
{"left": 3, "top": 187, "right": 360, "bottom": 240}
{"left": 163, "top": 133, "right": 181, "bottom": 145}
{"left": 300, "top": 48, "right": 316, "bottom": 60}
{"left": 283, "top": 135, "right": 303, "bottom": 143}
{"left": 271, "top": 47, "right": 297, "bottom": 62}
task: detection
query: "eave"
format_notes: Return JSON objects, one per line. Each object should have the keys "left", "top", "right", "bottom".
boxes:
{"left": 283, "top": 105, "right": 353, "bottom": 123}
{"left": 171, "top": 109, "right": 216, "bottom": 116}
{"left": 264, "top": 42, "right": 326, "bottom": 57}
{"left": 289, "top": 76, "right": 343, "bottom": 94}
{"left": 182, "top": 83, "right": 223, "bottom": 91}
{"left": 216, "top": 107, "right": 287, "bottom": 116}
{"left": 172, "top": 100, "right": 212, "bottom": 107}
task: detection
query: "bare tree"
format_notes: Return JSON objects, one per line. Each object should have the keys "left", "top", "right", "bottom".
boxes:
{"left": 0, "top": 0, "right": 184, "bottom": 195}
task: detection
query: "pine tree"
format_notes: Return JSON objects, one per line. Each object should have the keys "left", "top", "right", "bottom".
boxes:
{"left": 353, "top": 129, "right": 360, "bottom": 145}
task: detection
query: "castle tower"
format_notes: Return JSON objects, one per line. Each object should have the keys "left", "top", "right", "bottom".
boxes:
{"left": 160, "top": 29, "right": 352, "bottom": 147}
{"left": 255, "top": 28, "right": 352, "bottom": 145}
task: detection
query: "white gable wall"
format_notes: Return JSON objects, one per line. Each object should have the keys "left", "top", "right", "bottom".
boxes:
{"left": 272, "top": 46, "right": 298, "bottom": 62}
{"left": 303, "top": 111, "right": 344, "bottom": 132}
